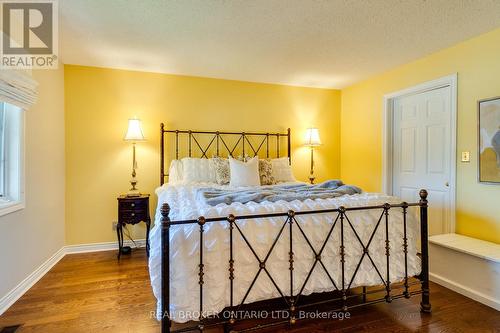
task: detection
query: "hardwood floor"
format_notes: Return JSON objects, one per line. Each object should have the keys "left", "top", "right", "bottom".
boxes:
{"left": 0, "top": 249, "right": 498, "bottom": 332}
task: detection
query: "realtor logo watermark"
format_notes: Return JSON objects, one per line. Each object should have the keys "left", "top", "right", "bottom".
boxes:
{"left": 0, "top": 0, "right": 58, "bottom": 69}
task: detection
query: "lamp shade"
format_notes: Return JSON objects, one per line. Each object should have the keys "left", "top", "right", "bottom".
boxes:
{"left": 124, "top": 118, "right": 145, "bottom": 141}
{"left": 304, "top": 128, "right": 321, "bottom": 146}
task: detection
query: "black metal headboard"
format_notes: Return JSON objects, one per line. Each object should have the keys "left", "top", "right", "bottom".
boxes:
{"left": 160, "top": 123, "right": 291, "bottom": 185}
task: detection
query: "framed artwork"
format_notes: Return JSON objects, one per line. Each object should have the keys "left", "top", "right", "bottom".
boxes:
{"left": 478, "top": 97, "right": 500, "bottom": 184}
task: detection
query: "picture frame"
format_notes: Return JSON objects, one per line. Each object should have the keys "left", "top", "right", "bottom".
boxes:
{"left": 478, "top": 96, "right": 500, "bottom": 184}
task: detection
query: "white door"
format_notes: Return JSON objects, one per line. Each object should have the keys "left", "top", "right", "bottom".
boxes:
{"left": 392, "top": 86, "right": 452, "bottom": 235}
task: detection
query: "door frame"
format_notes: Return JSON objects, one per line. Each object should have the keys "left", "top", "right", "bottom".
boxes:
{"left": 382, "top": 73, "right": 458, "bottom": 233}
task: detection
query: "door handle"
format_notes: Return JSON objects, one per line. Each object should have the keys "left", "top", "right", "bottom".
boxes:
{"left": 445, "top": 182, "right": 449, "bottom": 187}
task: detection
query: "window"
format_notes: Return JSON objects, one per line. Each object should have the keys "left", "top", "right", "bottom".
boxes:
{"left": 0, "top": 101, "right": 24, "bottom": 216}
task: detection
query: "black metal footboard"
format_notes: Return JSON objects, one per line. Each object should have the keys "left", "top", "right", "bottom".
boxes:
{"left": 160, "top": 190, "right": 431, "bottom": 333}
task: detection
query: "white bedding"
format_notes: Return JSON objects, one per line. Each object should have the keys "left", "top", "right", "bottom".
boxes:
{"left": 148, "top": 182, "right": 421, "bottom": 322}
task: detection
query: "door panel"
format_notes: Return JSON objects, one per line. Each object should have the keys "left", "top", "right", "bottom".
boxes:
{"left": 401, "top": 128, "right": 416, "bottom": 173}
{"left": 393, "top": 86, "right": 452, "bottom": 235}
{"left": 402, "top": 103, "right": 417, "bottom": 120}
{"left": 400, "top": 186, "right": 419, "bottom": 203}
{"left": 426, "top": 96, "right": 446, "bottom": 116}
{"left": 427, "top": 190, "right": 447, "bottom": 235}
{"left": 426, "top": 125, "right": 446, "bottom": 174}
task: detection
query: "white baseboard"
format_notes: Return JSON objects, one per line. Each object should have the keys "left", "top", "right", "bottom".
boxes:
{"left": 0, "top": 247, "right": 65, "bottom": 316}
{"left": 0, "top": 238, "right": 147, "bottom": 315}
{"left": 430, "top": 272, "right": 500, "bottom": 311}
{"left": 65, "top": 239, "right": 146, "bottom": 254}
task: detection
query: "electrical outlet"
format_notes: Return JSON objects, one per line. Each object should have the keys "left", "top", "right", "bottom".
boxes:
{"left": 461, "top": 151, "right": 470, "bottom": 162}
{"left": 112, "top": 221, "right": 118, "bottom": 231}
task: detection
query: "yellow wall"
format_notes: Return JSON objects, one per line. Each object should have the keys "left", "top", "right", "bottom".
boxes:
{"left": 65, "top": 28, "right": 500, "bottom": 245}
{"left": 65, "top": 65, "right": 341, "bottom": 245}
{"left": 341, "top": 28, "right": 500, "bottom": 243}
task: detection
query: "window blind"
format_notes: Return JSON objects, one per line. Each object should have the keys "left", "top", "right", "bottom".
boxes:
{"left": 0, "top": 70, "right": 38, "bottom": 110}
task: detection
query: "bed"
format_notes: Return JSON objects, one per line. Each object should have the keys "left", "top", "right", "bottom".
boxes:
{"left": 150, "top": 125, "right": 431, "bottom": 333}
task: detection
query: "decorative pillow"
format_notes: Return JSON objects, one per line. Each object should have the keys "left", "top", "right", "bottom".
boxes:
{"left": 271, "top": 157, "right": 296, "bottom": 183}
{"left": 229, "top": 156, "right": 260, "bottom": 187}
{"left": 210, "top": 157, "right": 230, "bottom": 185}
{"left": 181, "top": 158, "right": 216, "bottom": 183}
{"left": 168, "top": 160, "right": 183, "bottom": 183}
{"left": 258, "top": 159, "right": 275, "bottom": 185}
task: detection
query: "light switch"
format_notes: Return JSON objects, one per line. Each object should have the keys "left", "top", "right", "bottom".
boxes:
{"left": 461, "top": 151, "right": 470, "bottom": 162}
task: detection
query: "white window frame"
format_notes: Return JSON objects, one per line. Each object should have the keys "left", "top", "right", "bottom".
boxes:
{"left": 0, "top": 101, "right": 25, "bottom": 217}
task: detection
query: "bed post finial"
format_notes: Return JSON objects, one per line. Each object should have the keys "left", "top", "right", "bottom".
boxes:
{"left": 161, "top": 203, "right": 170, "bottom": 221}
{"left": 419, "top": 189, "right": 428, "bottom": 203}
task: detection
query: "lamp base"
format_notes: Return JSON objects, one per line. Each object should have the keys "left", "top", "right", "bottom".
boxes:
{"left": 127, "top": 177, "right": 140, "bottom": 197}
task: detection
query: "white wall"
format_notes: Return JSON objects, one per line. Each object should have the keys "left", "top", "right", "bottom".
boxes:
{"left": 0, "top": 66, "right": 65, "bottom": 302}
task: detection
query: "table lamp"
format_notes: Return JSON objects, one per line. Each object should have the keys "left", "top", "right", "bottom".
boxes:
{"left": 124, "top": 118, "right": 146, "bottom": 196}
{"left": 304, "top": 128, "right": 321, "bottom": 184}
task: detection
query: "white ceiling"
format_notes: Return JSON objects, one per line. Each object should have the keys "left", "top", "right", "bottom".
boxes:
{"left": 60, "top": 0, "right": 500, "bottom": 89}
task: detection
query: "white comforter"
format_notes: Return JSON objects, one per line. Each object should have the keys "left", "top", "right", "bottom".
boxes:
{"left": 149, "top": 183, "right": 421, "bottom": 323}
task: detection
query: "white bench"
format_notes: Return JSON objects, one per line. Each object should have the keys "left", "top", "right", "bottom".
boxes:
{"left": 429, "top": 233, "right": 500, "bottom": 310}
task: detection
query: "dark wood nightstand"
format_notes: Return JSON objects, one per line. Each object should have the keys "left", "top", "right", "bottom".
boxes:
{"left": 117, "top": 194, "right": 151, "bottom": 259}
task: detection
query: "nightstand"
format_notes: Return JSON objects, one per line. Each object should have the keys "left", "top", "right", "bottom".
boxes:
{"left": 117, "top": 194, "right": 151, "bottom": 259}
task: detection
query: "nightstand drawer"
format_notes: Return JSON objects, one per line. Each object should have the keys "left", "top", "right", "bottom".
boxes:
{"left": 119, "top": 209, "right": 148, "bottom": 223}
{"left": 119, "top": 200, "right": 147, "bottom": 211}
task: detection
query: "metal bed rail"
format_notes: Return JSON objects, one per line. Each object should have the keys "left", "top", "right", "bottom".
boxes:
{"left": 159, "top": 190, "right": 431, "bottom": 333}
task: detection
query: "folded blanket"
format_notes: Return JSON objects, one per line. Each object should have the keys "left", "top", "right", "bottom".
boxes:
{"left": 198, "top": 180, "right": 362, "bottom": 206}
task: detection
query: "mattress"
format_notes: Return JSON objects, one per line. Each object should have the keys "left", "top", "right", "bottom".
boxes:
{"left": 148, "top": 182, "right": 421, "bottom": 323}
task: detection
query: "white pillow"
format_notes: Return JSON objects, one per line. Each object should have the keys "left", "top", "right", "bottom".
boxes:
{"left": 229, "top": 156, "right": 260, "bottom": 187}
{"left": 167, "top": 160, "right": 183, "bottom": 183}
{"left": 181, "top": 158, "right": 216, "bottom": 183}
{"left": 271, "top": 157, "right": 296, "bottom": 183}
